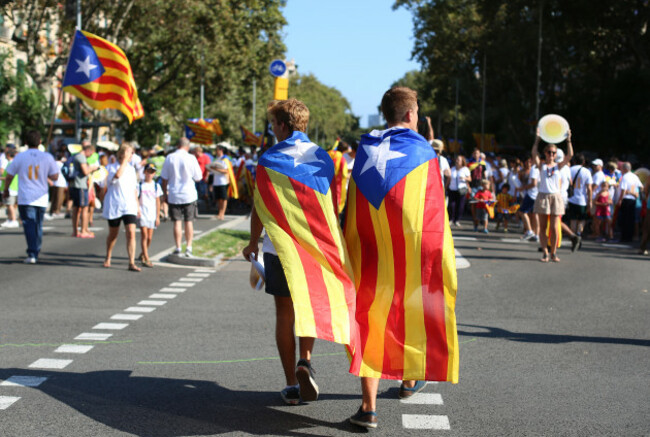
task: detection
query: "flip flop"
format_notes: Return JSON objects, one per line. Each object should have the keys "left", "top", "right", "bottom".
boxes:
{"left": 551, "top": 254, "right": 561, "bottom": 263}
{"left": 128, "top": 264, "right": 141, "bottom": 272}
{"left": 540, "top": 254, "right": 549, "bottom": 263}
{"left": 142, "top": 260, "right": 154, "bottom": 268}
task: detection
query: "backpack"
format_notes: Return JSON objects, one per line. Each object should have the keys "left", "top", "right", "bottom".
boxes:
{"left": 61, "top": 157, "right": 76, "bottom": 181}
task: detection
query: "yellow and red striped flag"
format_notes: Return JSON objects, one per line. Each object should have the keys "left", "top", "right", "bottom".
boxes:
{"left": 224, "top": 158, "right": 239, "bottom": 199}
{"left": 185, "top": 119, "right": 214, "bottom": 145}
{"left": 328, "top": 149, "right": 349, "bottom": 214}
{"left": 240, "top": 125, "right": 262, "bottom": 147}
{"left": 344, "top": 127, "right": 459, "bottom": 382}
{"left": 255, "top": 131, "right": 358, "bottom": 346}
{"left": 62, "top": 30, "right": 143, "bottom": 123}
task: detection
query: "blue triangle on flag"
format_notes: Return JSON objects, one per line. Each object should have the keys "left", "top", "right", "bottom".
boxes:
{"left": 62, "top": 30, "right": 105, "bottom": 87}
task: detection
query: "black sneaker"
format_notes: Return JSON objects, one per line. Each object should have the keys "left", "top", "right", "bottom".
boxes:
{"left": 571, "top": 235, "right": 581, "bottom": 253}
{"left": 280, "top": 385, "right": 300, "bottom": 405}
{"left": 295, "top": 359, "right": 319, "bottom": 402}
{"left": 349, "top": 407, "right": 378, "bottom": 429}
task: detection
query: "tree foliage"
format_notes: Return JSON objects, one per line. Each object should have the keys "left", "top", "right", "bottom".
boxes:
{"left": 289, "top": 73, "right": 358, "bottom": 148}
{"left": 394, "top": 0, "right": 650, "bottom": 160}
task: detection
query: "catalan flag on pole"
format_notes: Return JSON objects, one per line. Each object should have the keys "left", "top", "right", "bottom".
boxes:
{"left": 62, "top": 30, "right": 143, "bottom": 123}
{"left": 240, "top": 125, "right": 262, "bottom": 147}
{"left": 255, "top": 131, "right": 358, "bottom": 346}
{"left": 328, "top": 148, "right": 349, "bottom": 214}
{"left": 185, "top": 118, "right": 222, "bottom": 145}
{"left": 344, "top": 127, "right": 459, "bottom": 382}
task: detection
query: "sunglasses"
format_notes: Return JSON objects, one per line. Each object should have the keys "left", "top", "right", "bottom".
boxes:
{"left": 546, "top": 151, "right": 557, "bottom": 155}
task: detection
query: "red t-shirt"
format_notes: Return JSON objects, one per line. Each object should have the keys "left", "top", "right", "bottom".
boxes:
{"left": 196, "top": 154, "right": 211, "bottom": 181}
{"left": 473, "top": 189, "right": 493, "bottom": 210}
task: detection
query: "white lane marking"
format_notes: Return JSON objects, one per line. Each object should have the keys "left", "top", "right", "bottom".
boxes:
{"left": 88, "top": 227, "right": 104, "bottom": 231}
{"left": 124, "top": 306, "right": 156, "bottom": 313}
{"left": 1, "top": 376, "right": 48, "bottom": 387}
{"left": 400, "top": 393, "right": 443, "bottom": 405}
{"left": 111, "top": 314, "right": 143, "bottom": 321}
{"left": 137, "top": 300, "right": 166, "bottom": 306}
{"left": 28, "top": 359, "right": 73, "bottom": 369}
{"left": 178, "top": 277, "right": 203, "bottom": 282}
{"left": 402, "top": 414, "right": 451, "bottom": 430}
{"left": 453, "top": 236, "right": 477, "bottom": 241}
{"left": 194, "top": 269, "right": 215, "bottom": 273}
{"left": 455, "top": 249, "right": 470, "bottom": 269}
{"left": 75, "top": 333, "right": 112, "bottom": 341}
{"left": 194, "top": 230, "right": 203, "bottom": 234}
{"left": 169, "top": 282, "right": 194, "bottom": 287}
{"left": 188, "top": 273, "right": 210, "bottom": 277}
{"left": 149, "top": 293, "right": 176, "bottom": 299}
{"left": 602, "top": 243, "right": 632, "bottom": 249}
{"left": 55, "top": 344, "right": 94, "bottom": 354}
{"left": 0, "top": 396, "right": 20, "bottom": 410}
{"left": 42, "top": 226, "right": 55, "bottom": 231}
{"left": 160, "top": 287, "right": 186, "bottom": 293}
{"left": 93, "top": 323, "right": 128, "bottom": 330}
{"left": 501, "top": 238, "right": 526, "bottom": 243}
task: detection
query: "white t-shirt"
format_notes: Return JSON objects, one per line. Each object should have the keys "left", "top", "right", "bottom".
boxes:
{"left": 449, "top": 166, "right": 470, "bottom": 191}
{"left": 496, "top": 167, "right": 509, "bottom": 189}
{"left": 130, "top": 153, "right": 144, "bottom": 181}
{"left": 262, "top": 230, "right": 276, "bottom": 256}
{"left": 438, "top": 155, "right": 450, "bottom": 187}
{"left": 523, "top": 166, "right": 540, "bottom": 199}
{"left": 53, "top": 161, "right": 68, "bottom": 188}
{"left": 209, "top": 157, "right": 230, "bottom": 186}
{"left": 160, "top": 149, "right": 202, "bottom": 204}
{"left": 568, "top": 166, "right": 593, "bottom": 206}
{"left": 538, "top": 164, "right": 563, "bottom": 194}
{"left": 591, "top": 170, "right": 605, "bottom": 199}
{"left": 560, "top": 165, "right": 571, "bottom": 201}
{"left": 343, "top": 152, "right": 355, "bottom": 170}
{"left": 138, "top": 180, "right": 163, "bottom": 223}
{"left": 0, "top": 153, "right": 8, "bottom": 172}
{"left": 618, "top": 172, "right": 641, "bottom": 201}
{"left": 102, "top": 162, "right": 138, "bottom": 220}
{"left": 6, "top": 149, "right": 58, "bottom": 207}
{"left": 507, "top": 169, "right": 521, "bottom": 197}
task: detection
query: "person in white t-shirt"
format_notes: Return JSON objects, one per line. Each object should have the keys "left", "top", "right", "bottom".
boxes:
{"left": 161, "top": 137, "right": 203, "bottom": 257}
{"left": 3, "top": 131, "right": 59, "bottom": 264}
{"left": 207, "top": 145, "right": 231, "bottom": 220}
{"left": 102, "top": 143, "right": 141, "bottom": 271}
{"left": 516, "top": 156, "right": 539, "bottom": 241}
{"left": 138, "top": 163, "right": 162, "bottom": 268}
{"left": 616, "top": 162, "right": 642, "bottom": 242}
{"left": 447, "top": 155, "right": 471, "bottom": 226}
{"left": 567, "top": 154, "right": 593, "bottom": 236}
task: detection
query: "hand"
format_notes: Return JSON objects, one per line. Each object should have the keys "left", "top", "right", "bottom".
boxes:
{"left": 566, "top": 129, "right": 572, "bottom": 142}
{"left": 242, "top": 242, "right": 258, "bottom": 262}
{"left": 155, "top": 217, "right": 160, "bottom": 227}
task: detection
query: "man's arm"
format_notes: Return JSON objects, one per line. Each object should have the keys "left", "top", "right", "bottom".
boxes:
{"left": 242, "top": 204, "right": 264, "bottom": 262}
{"left": 3, "top": 173, "right": 14, "bottom": 197}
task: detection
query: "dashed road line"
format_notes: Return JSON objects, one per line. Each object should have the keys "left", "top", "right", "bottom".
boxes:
{"left": 455, "top": 249, "right": 470, "bottom": 269}
{"left": 149, "top": 293, "right": 177, "bottom": 299}
{"left": 124, "top": 306, "right": 156, "bottom": 313}
{"left": 54, "top": 344, "right": 94, "bottom": 354}
{"left": 402, "top": 414, "right": 451, "bottom": 430}
{"left": 160, "top": 287, "right": 186, "bottom": 293}
{"left": 453, "top": 236, "right": 477, "bottom": 241}
{"left": 1, "top": 376, "right": 48, "bottom": 387}
{"left": 75, "top": 333, "right": 112, "bottom": 341}
{"left": 400, "top": 393, "right": 443, "bottom": 405}
{"left": 0, "top": 397, "right": 20, "bottom": 410}
{"left": 28, "top": 359, "right": 73, "bottom": 369}
{"left": 178, "top": 277, "right": 203, "bottom": 282}
{"left": 111, "top": 314, "right": 143, "bottom": 321}
{"left": 137, "top": 300, "right": 167, "bottom": 306}
{"left": 92, "top": 323, "right": 129, "bottom": 330}
{"left": 169, "top": 282, "right": 194, "bottom": 287}
{"left": 188, "top": 273, "right": 211, "bottom": 277}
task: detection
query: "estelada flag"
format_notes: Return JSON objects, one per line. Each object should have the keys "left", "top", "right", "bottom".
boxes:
{"left": 225, "top": 158, "right": 239, "bottom": 199}
{"left": 344, "top": 127, "right": 459, "bottom": 382}
{"left": 62, "top": 30, "right": 143, "bottom": 123}
{"left": 328, "top": 149, "right": 349, "bottom": 214}
{"left": 255, "top": 131, "right": 357, "bottom": 345}
{"left": 240, "top": 125, "right": 262, "bottom": 147}
{"left": 185, "top": 119, "right": 221, "bottom": 145}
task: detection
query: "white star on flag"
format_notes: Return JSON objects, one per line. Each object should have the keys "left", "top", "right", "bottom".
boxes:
{"left": 359, "top": 136, "right": 406, "bottom": 179}
{"left": 75, "top": 56, "right": 98, "bottom": 79}
{"left": 278, "top": 140, "right": 323, "bottom": 168}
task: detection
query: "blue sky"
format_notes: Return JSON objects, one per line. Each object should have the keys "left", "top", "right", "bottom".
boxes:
{"left": 281, "top": 1, "right": 421, "bottom": 127}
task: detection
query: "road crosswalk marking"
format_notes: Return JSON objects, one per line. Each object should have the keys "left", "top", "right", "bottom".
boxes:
{"left": 1, "top": 376, "right": 48, "bottom": 387}
{"left": 160, "top": 287, "right": 186, "bottom": 293}
{"left": 92, "top": 323, "right": 128, "bottom": 330}
{"left": 110, "top": 314, "right": 142, "bottom": 321}
{"left": 55, "top": 344, "right": 94, "bottom": 354}
{"left": 403, "top": 414, "right": 451, "bottom": 429}
{"left": 169, "top": 282, "right": 194, "bottom": 287}
{"left": 0, "top": 396, "right": 20, "bottom": 410}
{"left": 124, "top": 306, "right": 156, "bottom": 313}
{"left": 149, "top": 293, "right": 177, "bottom": 299}
{"left": 137, "top": 300, "right": 167, "bottom": 306}
{"left": 400, "top": 393, "right": 443, "bottom": 405}
{"left": 28, "top": 359, "right": 73, "bottom": 369}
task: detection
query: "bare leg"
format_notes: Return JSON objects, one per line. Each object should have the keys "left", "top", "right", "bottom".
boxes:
{"left": 125, "top": 223, "right": 140, "bottom": 270}
{"left": 217, "top": 199, "right": 227, "bottom": 219}
{"left": 104, "top": 225, "right": 120, "bottom": 267}
{"left": 274, "top": 296, "right": 298, "bottom": 386}
{"left": 549, "top": 214, "right": 560, "bottom": 255}
{"left": 538, "top": 213, "right": 549, "bottom": 257}
{"left": 184, "top": 220, "right": 194, "bottom": 248}
{"left": 72, "top": 206, "right": 80, "bottom": 236}
{"left": 360, "top": 377, "right": 379, "bottom": 412}
{"left": 173, "top": 220, "right": 183, "bottom": 249}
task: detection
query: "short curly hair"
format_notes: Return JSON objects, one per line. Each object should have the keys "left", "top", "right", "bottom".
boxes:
{"left": 267, "top": 98, "right": 310, "bottom": 132}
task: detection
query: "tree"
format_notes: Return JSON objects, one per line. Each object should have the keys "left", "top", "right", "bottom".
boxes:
{"left": 289, "top": 73, "right": 357, "bottom": 148}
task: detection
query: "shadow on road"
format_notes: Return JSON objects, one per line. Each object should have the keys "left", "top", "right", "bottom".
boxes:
{"left": 0, "top": 368, "right": 366, "bottom": 436}
{"left": 458, "top": 324, "right": 650, "bottom": 347}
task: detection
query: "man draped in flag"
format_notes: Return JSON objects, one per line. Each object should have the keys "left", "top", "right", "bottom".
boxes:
{"left": 62, "top": 30, "right": 143, "bottom": 123}
{"left": 344, "top": 87, "right": 459, "bottom": 429}
{"left": 242, "top": 99, "right": 357, "bottom": 406}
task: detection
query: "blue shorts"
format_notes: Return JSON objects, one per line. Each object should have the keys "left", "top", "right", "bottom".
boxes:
{"left": 69, "top": 187, "right": 89, "bottom": 207}
{"left": 519, "top": 195, "right": 535, "bottom": 214}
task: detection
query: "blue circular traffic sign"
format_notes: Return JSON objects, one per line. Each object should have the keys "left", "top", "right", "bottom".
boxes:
{"left": 269, "top": 59, "right": 287, "bottom": 77}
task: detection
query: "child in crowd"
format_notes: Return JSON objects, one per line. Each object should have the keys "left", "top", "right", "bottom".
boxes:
{"left": 138, "top": 163, "right": 162, "bottom": 267}
{"left": 473, "top": 179, "right": 495, "bottom": 233}
{"left": 495, "top": 183, "right": 519, "bottom": 233}
{"left": 594, "top": 181, "right": 613, "bottom": 242}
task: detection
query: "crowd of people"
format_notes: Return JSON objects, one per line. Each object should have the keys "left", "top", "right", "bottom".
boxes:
{"left": 0, "top": 133, "right": 254, "bottom": 268}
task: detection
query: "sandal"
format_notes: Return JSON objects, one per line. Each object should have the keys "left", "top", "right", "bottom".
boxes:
{"left": 142, "top": 259, "right": 154, "bottom": 268}
{"left": 551, "top": 254, "right": 561, "bottom": 263}
{"left": 540, "top": 254, "right": 549, "bottom": 263}
{"left": 128, "top": 264, "right": 141, "bottom": 272}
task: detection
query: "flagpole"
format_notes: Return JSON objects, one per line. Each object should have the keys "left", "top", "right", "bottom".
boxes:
{"left": 45, "top": 87, "right": 64, "bottom": 149}
{"left": 252, "top": 78, "right": 256, "bottom": 133}
{"left": 200, "top": 49, "right": 204, "bottom": 120}
{"left": 75, "top": 0, "right": 82, "bottom": 142}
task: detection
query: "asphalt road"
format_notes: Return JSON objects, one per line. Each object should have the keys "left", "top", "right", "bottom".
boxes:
{"left": 1, "top": 214, "right": 648, "bottom": 436}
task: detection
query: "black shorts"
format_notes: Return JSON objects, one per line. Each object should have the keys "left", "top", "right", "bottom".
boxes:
{"left": 69, "top": 187, "right": 89, "bottom": 207}
{"left": 169, "top": 201, "right": 198, "bottom": 222}
{"left": 212, "top": 184, "right": 228, "bottom": 200}
{"left": 108, "top": 214, "right": 137, "bottom": 227}
{"left": 567, "top": 203, "right": 588, "bottom": 221}
{"left": 263, "top": 253, "right": 291, "bottom": 298}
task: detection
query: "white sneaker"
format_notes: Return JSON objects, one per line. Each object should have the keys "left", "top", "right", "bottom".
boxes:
{"left": 44, "top": 213, "right": 53, "bottom": 221}
{"left": 523, "top": 231, "right": 535, "bottom": 240}
{"left": 2, "top": 220, "right": 19, "bottom": 228}
{"left": 184, "top": 248, "right": 193, "bottom": 258}
{"left": 23, "top": 257, "right": 36, "bottom": 264}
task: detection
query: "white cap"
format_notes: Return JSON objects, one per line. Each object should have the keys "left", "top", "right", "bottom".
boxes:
{"left": 555, "top": 148, "right": 564, "bottom": 163}
{"left": 592, "top": 158, "right": 603, "bottom": 167}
